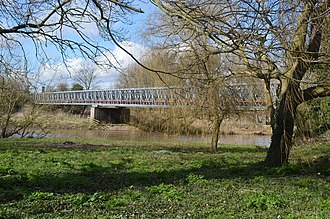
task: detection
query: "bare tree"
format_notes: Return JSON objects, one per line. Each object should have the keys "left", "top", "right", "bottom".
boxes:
{"left": 71, "top": 63, "right": 100, "bottom": 115}
{"left": 117, "top": 50, "right": 180, "bottom": 88}
{"left": 150, "top": 0, "right": 330, "bottom": 166}
{"left": 140, "top": 7, "right": 266, "bottom": 151}
{"left": 117, "top": 50, "right": 193, "bottom": 135}
{"left": 119, "top": 44, "right": 257, "bottom": 151}
{"left": 0, "top": 73, "right": 30, "bottom": 137}
{"left": 56, "top": 83, "right": 69, "bottom": 91}
{"left": 73, "top": 63, "right": 100, "bottom": 90}
{"left": 0, "top": 0, "right": 145, "bottom": 122}
{"left": 0, "top": 0, "right": 145, "bottom": 131}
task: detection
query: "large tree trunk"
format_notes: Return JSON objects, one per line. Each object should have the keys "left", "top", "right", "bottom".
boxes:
{"left": 264, "top": 1, "right": 328, "bottom": 167}
{"left": 264, "top": 84, "right": 301, "bottom": 167}
{"left": 265, "top": 83, "right": 330, "bottom": 167}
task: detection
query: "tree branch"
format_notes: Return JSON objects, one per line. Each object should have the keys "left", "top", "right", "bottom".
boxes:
{"left": 303, "top": 84, "right": 330, "bottom": 101}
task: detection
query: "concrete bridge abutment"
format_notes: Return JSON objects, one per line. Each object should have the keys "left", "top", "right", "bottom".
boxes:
{"left": 90, "top": 106, "right": 130, "bottom": 124}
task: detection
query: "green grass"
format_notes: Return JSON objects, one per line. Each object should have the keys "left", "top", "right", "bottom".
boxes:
{"left": 0, "top": 138, "right": 329, "bottom": 218}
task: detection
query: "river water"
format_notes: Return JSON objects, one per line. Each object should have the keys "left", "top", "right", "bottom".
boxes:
{"left": 51, "top": 129, "right": 271, "bottom": 146}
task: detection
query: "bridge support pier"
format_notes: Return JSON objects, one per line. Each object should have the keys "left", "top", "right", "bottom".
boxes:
{"left": 254, "top": 110, "right": 267, "bottom": 125}
{"left": 90, "top": 106, "right": 130, "bottom": 124}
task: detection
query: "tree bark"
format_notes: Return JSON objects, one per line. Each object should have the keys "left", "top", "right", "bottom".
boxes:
{"left": 264, "top": 84, "right": 301, "bottom": 167}
{"left": 210, "top": 83, "right": 224, "bottom": 152}
{"left": 211, "top": 113, "right": 223, "bottom": 152}
{"left": 264, "top": 84, "right": 330, "bottom": 167}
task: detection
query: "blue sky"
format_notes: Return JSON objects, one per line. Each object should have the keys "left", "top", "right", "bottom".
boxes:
{"left": 26, "top": 1, "right": 158, "bottom": 90}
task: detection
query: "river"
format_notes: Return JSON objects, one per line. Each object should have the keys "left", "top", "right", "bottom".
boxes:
{"left": 51, "top": 128, "right": 271, "bottom": 146}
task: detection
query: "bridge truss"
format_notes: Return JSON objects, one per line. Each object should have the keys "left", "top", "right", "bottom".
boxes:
{"left": 34, "top": 86, "right": 267, "bottom": 110}
{"left": 35, "top": 87, "right": 188, "bottom": 107}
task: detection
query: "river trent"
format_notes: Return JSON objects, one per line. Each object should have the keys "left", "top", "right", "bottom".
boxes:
{"left": 51, "top": 128, "right": 271, "bottom": 146}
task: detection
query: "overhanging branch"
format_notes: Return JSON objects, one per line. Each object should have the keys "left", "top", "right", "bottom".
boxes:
{"left": 303, "top": 84, "right": 330, "bottom": 101}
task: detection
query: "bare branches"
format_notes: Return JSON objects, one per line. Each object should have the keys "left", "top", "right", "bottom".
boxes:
{"left": 0, "top": 0, "right": 143, "bottom": 66}
{"left": 73, "top": 63, "right": 100, "bottom": 90}
{"left": 150, "top": 1, "right": 330, "bottom": 102}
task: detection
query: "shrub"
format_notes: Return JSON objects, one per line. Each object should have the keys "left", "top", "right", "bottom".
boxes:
{"left": 296, "top": 97, "right": 330, "bottom": 138}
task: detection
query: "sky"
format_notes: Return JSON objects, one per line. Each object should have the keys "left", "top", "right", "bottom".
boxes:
{"left": 28, "top": 1, "right": 158, "bottom": 91}
{"left": 37, "top": 41, "right": 148, "bottom": 90}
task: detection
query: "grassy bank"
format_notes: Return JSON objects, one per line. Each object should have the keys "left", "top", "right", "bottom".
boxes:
{"left": 0, "top": 138, "right": 329, "bottom": 218}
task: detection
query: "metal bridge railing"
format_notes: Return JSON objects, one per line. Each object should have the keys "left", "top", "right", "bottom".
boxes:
{"left": 34, "top": 87, "right": 193, "bottom": 107}
{"left": 34, "top": 87, "right": 267, "bottom": 109}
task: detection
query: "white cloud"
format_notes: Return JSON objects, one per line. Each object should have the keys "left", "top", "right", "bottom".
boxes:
{"left": 37, "top": 41, "right": 147, "bottom": 90}
{"left": 98, "top": 41, "right": 146, "bottom": 71}
{"left": 95, "top": 41, "right": 148, "bottom": 89}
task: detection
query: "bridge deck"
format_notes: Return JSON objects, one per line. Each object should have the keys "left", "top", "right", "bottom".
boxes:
{"left": 34, "top": 87, "right": 267, "bottom": 110}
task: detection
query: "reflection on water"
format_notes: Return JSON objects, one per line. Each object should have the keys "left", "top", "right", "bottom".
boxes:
{"left": 51, "top": 129, "right": 271, "bottom": 146}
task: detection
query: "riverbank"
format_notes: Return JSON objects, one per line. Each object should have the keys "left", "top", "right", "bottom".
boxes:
{"left": 24, "top": 110, "right": 272, "bottom": 135}
{"left": 0, "top": 138, "right": 329, "bottom": 218}
{"left": 100, "top": 117, "right": 272, "bottom": 136}
{"left": 30, "top": 110, "right": 273, "bottom": 136}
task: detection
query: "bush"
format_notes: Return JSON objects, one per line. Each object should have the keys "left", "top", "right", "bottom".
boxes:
{"left": 296, "top": 97, "right": 330, "bottom": 137}
{"left": 0, "top": 76, "right": 34, "bottom": 138}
